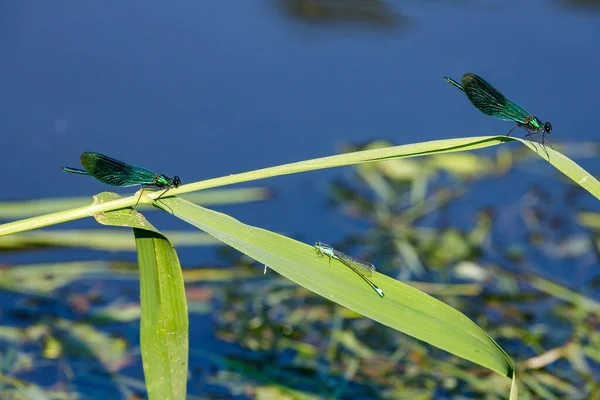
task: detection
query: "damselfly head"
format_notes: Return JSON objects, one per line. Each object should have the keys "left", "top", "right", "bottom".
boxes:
{"left": 544, "top": 122, "right": 552, "bottom": 134}
{"left": 172, "top": 176, "right": 181, "bottom": 187}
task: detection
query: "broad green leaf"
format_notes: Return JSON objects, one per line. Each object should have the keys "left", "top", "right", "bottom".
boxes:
{"left": 135, "top": 228, "right": 188, "bottom": 400}
{"left": 92, "top": 192, "right": 189, "bottom": 400}
{"left": 158, "top": 197, "right": 515, "bottom": 392}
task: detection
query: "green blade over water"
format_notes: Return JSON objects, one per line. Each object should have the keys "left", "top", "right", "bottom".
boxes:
{"left": 158, "top": 197, "right": 515, "bottom": 379}
{"left": 91, "top": 192, "right": 189, "bottom": 400}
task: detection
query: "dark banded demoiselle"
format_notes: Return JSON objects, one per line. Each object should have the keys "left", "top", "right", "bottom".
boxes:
{"left": 314, "top": 242, "right": 384, "bottom": 298}
{"left": 62, "top": 152, "right": 181, "bottom": 205}
{"left": 444, "top": 73, "right": 552, "bottom": 150}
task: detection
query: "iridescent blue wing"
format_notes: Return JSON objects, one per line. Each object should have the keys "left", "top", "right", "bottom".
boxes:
{"left": 80, "top": 152, "right": 158, "bottom": 187}
{"left": 461, "top": 73, "right": 532, "bottom": 124}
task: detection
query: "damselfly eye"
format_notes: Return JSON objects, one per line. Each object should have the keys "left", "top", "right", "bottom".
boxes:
{"left": 544, "top": 122, "right": 552, "bottom": 133}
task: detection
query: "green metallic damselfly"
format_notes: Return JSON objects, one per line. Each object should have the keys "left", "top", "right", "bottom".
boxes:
{"left": 62, "top": 152, "right": 181, "bottom": 207}
{"left": 444, "top": 73, "right": 552, "bottom": 154}
{"left": 314, "top": 242, "right": 384, "bottom": 298}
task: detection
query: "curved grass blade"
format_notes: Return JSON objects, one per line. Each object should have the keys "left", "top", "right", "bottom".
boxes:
{"left": 135, "top": 228, "right": 188, "bottom": 400}
{"left": 0, "top": 188, "right": 270, "bottom": 220}
{"left": 92, "top": 192, "right": 188, "bottom": 400}
{"left": 2, "top": 136, "right": 599, "bottom": 238}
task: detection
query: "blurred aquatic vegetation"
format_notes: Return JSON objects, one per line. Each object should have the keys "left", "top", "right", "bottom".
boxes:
{"left": 210, "top": 140, "right": 600, "bottom": 399}
{"left": 0, "top": 187, "right": 271, "bottom": 221}
{"left": 276, "top": 0, "right": 404, "bottom": 28}
{"left": 0, "top": 230, "right": 219, "bottom": 252}
{"left": 560, "top": 0, "right": 600, "bottom": 9}
{"left": 0, "top": 258, "right": 264, "bottom": 399}
{"left": 1, "top": 135, "right": 598, "bottom": 399}
{"left": 0, "top": 188, "right": 273, "bottom": 399}
{"left": 0, "top": 280, "right": 146, "bottom": 399}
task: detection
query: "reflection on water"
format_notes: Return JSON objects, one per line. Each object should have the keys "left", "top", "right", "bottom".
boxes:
{"left": 277, "top": 0, "right": 402, "bottom": 27}
{"left": 561, "top": 0, "right": 600, "bottom": 9}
